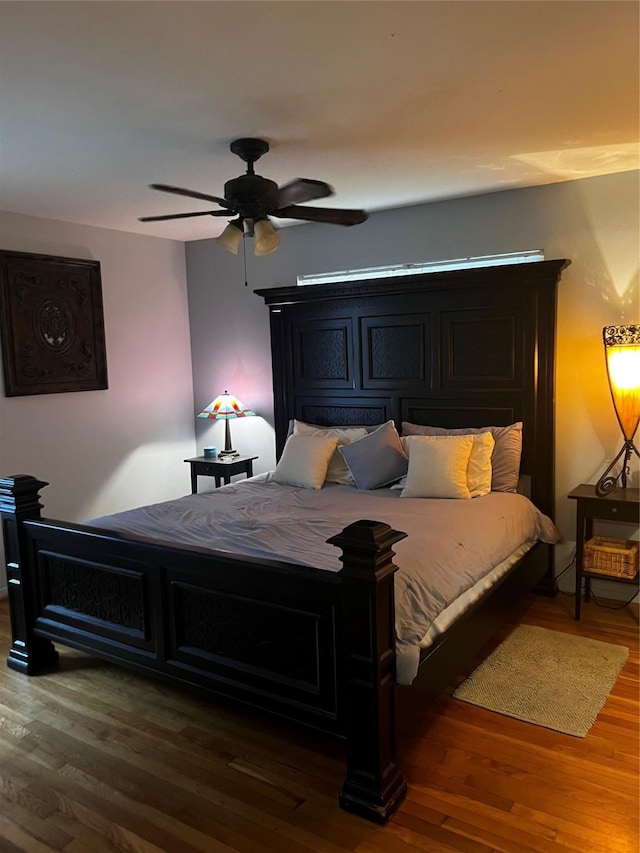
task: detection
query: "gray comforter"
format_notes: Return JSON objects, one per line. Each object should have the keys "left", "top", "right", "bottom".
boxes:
{"left": 88, "top": 473, "right": 560, "bottom": 683}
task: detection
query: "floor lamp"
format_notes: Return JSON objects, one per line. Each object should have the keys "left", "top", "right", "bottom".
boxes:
{"left": 595, "top": 325, "right": 640, "bottom": 496}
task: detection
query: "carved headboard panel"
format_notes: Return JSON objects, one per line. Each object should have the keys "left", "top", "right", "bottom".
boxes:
{"left": 257, "top": 259, "right": 569, "bottom": 518}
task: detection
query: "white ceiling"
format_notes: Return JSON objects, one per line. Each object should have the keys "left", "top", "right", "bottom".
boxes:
{"left": 1, "top": 1, "right": 638, "bottom": 243}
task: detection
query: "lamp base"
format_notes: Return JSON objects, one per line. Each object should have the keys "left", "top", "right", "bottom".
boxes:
{"left": 218, "top": 449, "right": 239, "bottom": 459}
{"left": 595, "top": 439, "right": 639, "bottom": 496}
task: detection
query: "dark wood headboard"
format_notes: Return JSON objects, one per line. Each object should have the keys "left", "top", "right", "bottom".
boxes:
{"left": 256, "top": 259, "right": 569, "bottom": 519}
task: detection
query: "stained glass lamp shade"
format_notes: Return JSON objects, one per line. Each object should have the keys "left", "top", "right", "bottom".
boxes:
{"left": 197, "top": 391, "right": 256, "bottom": 458}
{"left": 595, "top": 325, "right": 640, "bottom": 496}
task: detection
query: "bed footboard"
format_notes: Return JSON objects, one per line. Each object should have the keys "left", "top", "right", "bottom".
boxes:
{"left": 1, "top": 475, "right": 408, "bottom": 823}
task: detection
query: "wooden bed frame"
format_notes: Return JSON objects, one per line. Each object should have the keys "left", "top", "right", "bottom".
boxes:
{"left": 1, "top": 258, "right": 568, "bottom": 823}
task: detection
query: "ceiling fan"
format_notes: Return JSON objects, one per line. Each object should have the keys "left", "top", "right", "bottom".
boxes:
{"left": 139, "top": 138, "right": 369, "bottom": 256}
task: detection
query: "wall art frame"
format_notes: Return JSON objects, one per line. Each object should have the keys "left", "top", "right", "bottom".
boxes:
{"left": 0, "top": 250, "right": 108, "bottom": 397}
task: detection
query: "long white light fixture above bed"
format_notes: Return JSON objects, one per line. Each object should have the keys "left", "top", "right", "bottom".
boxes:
{"left": 296, "top": 250, "right": 545, "bottom": 287}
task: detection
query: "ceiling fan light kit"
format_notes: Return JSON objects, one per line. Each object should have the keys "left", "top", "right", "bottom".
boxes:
{"left": 254, "top": 218, "right": 280, "bottom": 256}
{"left": 215, "top": 219, "right": 244, "bottom": 254}
{"left": 140, "top": 138, "right": 368, "bottom": 255}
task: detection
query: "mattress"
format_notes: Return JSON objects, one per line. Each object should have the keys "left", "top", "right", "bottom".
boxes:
{"left": 87, "top": 473, "right": 561, "bottom": 684}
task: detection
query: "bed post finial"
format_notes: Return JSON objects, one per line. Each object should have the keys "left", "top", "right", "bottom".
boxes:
{"left": 0, "top": 475, "right": 59, "bottom": 674}
{"left": 328, "top": 518, "right": 408, "bottom": 823}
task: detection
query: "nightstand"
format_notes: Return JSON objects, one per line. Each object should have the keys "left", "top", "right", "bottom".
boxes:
{"left": 185, "top": 455, "right": 258, "bottom": 493}
{"left": 568, "top": 484, "right": 639, "bottom": 620}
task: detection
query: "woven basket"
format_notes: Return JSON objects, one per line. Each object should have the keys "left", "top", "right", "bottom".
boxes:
{"left": 584, "top": 537, "right": 639, "bottom": 579}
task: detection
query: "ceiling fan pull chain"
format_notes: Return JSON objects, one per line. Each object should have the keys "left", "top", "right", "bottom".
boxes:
{"left": 243, "top": 232, "right": 248, "bottom": 287}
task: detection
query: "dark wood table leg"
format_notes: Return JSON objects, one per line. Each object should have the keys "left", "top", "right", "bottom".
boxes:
{"left": 575, "top": 504, "right": 585, "bottom": 620}
{"left": 584, "top": 518, "right": 593, "bottom": 603}
{"left": 190, "top": 466, "right": 197, "bottom": 494}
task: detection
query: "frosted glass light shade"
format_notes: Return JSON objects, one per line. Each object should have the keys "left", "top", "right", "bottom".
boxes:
{"left": 254, "top": 218, "right": 280, "bottom": 256}
{"left": 215, "top": 220, "right": 244, "bottom": 254}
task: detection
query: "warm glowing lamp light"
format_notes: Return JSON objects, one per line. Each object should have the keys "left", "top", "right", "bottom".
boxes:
{"left": 197, "top": 391, "right": 256, "bottom": 458}
{"left": 595, "top": 325, "right": 640, "bottom": 496}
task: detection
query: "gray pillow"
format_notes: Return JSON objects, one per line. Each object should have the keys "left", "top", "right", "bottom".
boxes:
{"left": 401, "top": 421, "right": 523, "bottom": 493}
{"left": 286, "top": 419, "right": 383, "bottom": 439}
{"left": 339, "top": 420, "right": 408, "bottom": 490}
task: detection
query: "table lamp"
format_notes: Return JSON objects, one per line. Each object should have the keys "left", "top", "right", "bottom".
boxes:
{"left": 197, "top": 391, "right": 256, "bottom": 459}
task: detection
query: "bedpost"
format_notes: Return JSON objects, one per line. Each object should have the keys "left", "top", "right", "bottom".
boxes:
{"left": 0, "top": 475, "right": 58, "bottom": 674}
{"left": 328, "top": 519, "right": 408, "bottom": 823}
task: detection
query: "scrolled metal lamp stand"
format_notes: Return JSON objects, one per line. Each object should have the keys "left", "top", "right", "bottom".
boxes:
{"left": 595, "top": 439, "right": 640, "bottom": 496}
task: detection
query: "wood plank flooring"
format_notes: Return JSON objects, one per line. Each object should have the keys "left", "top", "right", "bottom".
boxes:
{"left": 0, "top": 593, "right": 637, "bottom": 852}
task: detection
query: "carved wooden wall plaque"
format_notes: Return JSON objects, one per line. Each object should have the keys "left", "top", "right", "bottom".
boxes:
{"left": 0, "top": 250, "right": 108, "bottom": 396}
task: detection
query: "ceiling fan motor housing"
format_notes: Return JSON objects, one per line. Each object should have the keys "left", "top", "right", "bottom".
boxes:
{"left": 224, "top": 175, "right": 279, "bottom": 219}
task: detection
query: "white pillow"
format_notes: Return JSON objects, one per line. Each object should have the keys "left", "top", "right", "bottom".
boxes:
{"left": 466, "top": 431, "right": 495, "bottom": 497}
{"left": 395, "top": 432, "right": 494, "bottom": 497}
{"left": 293, "top": 420, "right": 367, "bottom": 484}
{"left": 399, "top": 434, "right": 474, "bottom": 499}
{"left": 402, "top": 421, "right": 522, "bottom": 492}
{"left": 274, "top": 434, "right": 339, "bottom": 489}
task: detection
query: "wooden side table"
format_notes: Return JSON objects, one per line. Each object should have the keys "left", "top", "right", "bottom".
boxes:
{"left": 184, "top": 455, "right": 258, "bottom": 493}
{"left": 568, "top": 484, "right": 639, "bottom": 620}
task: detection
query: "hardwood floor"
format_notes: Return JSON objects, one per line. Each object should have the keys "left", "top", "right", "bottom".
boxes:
{"left": 0, "top": 593, "right": 637, "bottom": 852}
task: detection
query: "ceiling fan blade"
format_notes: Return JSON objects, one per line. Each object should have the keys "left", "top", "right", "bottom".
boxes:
{"left": 149, "top": 183, "right": 232, "bottom": 208}
{"left": 272, "top": 205, "right": 368, "bottom": 226}
{"left": 276, "top": 178, "right": 333, "bottom": 208}
{"left": 139, "top": 210, "right": 231, "bottom": 222}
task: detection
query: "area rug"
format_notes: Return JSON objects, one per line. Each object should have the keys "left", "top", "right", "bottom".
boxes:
{"left": 452, "top": 624, "right": 629, "bottom": 737}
